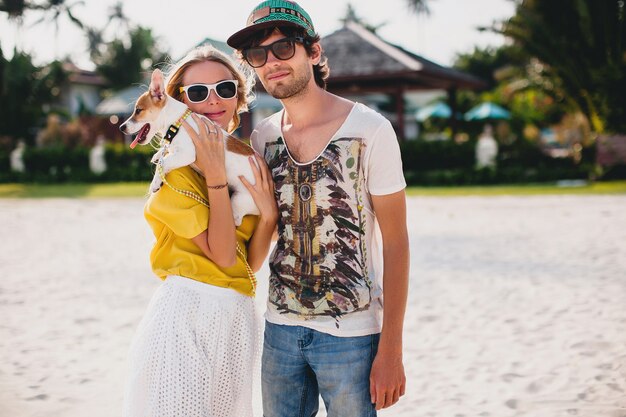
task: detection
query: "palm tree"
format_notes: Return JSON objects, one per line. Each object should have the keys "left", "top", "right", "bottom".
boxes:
{"left": 1, "top": 0, "right": 33, "bottom": 51}
{"left": 84, "top": 25, "right": 104, "bottom": 61}
{"left": 104, "top": 1, "right": 130, "bottom": 32}
{"left": 340, "top": 3, "right": 386, "bottom": 33}
{"left": 30, "top": 0, "right": 85, "bottom": 58}
{"left": 33, "top": 0, "right": 84, "bottom": 27}
{"left": 0, "top": 0, "right": 28, "bottom": 18}
{"left": 500, "top": 0, "right": 626, "bottom": 133}
{"left": 406, "top": 0, "right": 429, "bottom": 15}
{"left": 94, "top": 26, "right": 162, "bottom": 91}
{"left": 85, "top": 2, "right": 130, "bottom": 62}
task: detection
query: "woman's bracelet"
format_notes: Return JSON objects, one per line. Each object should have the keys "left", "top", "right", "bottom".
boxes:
{"left": 206, "top": 182, "right": 228, "bottom": 190}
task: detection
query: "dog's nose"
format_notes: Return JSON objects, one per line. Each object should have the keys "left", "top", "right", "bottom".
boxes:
{"left": 119, "top": 123, "right": 127, "bottom": 133}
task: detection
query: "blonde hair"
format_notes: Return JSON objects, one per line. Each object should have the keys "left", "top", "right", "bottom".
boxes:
{"left": 163, "top": 45, "right": 255, "bottom": 133}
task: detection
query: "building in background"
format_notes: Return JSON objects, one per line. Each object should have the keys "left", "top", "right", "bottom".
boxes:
{"left": 57, "top": 63, "right": 108, "bottom": 117}
{"left": 95, "top": 23, "right": 484, "bottom": 141}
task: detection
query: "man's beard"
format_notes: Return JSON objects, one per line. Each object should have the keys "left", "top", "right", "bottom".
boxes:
{"left": 265, "top": 67, "right": 312, "bottom": 100}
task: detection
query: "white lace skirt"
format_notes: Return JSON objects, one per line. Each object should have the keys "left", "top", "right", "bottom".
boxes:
{"left": 123, "top": 275, "right": 259, "bottom": 417}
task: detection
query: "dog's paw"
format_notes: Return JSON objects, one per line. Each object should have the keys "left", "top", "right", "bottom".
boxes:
{"left": 151, "top": 148, "right": 165, "bottom": 164}
{"left": 149, "top": 172, "right": 163, "bottom": 193}
{"left": 231, "top": 190, "right": 259, "bottom": 227}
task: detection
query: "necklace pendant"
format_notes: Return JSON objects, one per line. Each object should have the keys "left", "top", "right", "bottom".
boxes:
{"left": 299, "top": 183, "right": 312, "bottom": 202}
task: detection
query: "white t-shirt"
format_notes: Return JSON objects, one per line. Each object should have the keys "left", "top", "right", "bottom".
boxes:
{"left": 251, "top": 103, "right": 406, "bottom": 337}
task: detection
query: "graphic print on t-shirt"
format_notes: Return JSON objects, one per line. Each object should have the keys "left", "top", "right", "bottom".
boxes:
{"left": 264, "top": 136, "right": 372, "bottom": 319}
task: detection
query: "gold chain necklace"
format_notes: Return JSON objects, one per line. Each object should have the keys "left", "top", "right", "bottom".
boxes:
{"left": 157, "top": 163, "right": 257, "bottom": 296}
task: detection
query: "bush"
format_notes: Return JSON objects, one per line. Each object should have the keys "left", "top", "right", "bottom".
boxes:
{"left": 0, "top": 137, "right": 596, "bottom": 186}
{"left": 0, "top": 143, "right": 154, "bottom": 183}
{"left": 0, "top": 150, "right": 13, "bottom": 182}
{"left": 102, "top": 143, "right": 154, "bottom": 182}
{"left": 600, "top": 164, "right": 626, "bottom": 180}
{"left": 401, "top": 140, "right": 475, "bottom": 171}
{"left": 21, "top": 146, "right": 90, "bottom": 182}
{"left": 400, "top": 138, "right": 590, "bottom": 185}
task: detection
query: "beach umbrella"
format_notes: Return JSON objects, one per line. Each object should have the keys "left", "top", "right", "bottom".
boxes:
{"left": 415, "top": 102, "right": 451, "bottom": 121}
{"left": 464, "top": 102, "right": 511, "bottom": 121}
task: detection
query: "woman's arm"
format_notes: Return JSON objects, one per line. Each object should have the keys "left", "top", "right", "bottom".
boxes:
{"left": 240, "top": 154, "right": 278, "bottom": 272}
{"left": 183, "top": 115, "right": 237, "bottom": 268}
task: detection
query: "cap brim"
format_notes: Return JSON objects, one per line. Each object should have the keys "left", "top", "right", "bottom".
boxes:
{"left": 227, "top": 20, "right": 304, "bottom": 49}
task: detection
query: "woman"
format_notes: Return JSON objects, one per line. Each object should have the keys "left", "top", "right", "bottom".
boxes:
{"left": 123, "top": 45, "right": 277, "bottom": 417}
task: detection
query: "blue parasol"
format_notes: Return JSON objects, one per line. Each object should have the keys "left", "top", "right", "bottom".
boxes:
{"left": 415, "top": 102, "right": 451, "bottom": 121}
{"left": 464, "top": 102, "right": 511, "bottom": 121}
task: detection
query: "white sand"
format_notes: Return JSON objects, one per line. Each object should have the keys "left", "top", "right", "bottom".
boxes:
{"left": 1, "top": 196, "right": 625, "bottom": 417}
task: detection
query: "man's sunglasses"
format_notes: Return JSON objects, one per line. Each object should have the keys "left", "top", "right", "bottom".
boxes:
{"left": 179, "top": 80, "right": 238, "bottom": 103}
{"left": 242, "top": 37, "right": 308, "bottom": 68}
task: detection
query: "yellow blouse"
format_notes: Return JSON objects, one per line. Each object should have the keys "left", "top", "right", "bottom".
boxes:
{"left": 144, "top": 166, "right": 259, "bottom": 296}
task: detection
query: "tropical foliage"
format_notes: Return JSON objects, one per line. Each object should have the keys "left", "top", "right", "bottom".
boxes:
{"left": 0, "top": 47, "right": 67, "bottom": 143}
{"left": 499, "top": 0, "right": 626, "bottom": 133}
{"left": 454, "top": 45, "right": 525, "bottom": 90}
{"left": 84, "top": 1, "right": 165, "bottom": 91}
{"left": 405, "top": 0, "right": 429, "bottom": 14}
{"left": 454, "top": 45, "right": 569, "bottom": 128}
{"left": 30, "top": 0, "right": 84, "bottom": 31}
{"left": 1, "top": 0, "right": 85, "bottom": 57}
{"left": 340, "top": 3, "right": 386, "bottom": 33}
{"left": 0, "top": 0, "right": 166, "bottom": 147}
{"left": 0, "top": 0, "right": 28, "bottom": 18}
{"left": 91, "top": 26, "right": 164, "bottom": 91}
{"left": 1, "top": 1, "right": 166, "bottom": 91}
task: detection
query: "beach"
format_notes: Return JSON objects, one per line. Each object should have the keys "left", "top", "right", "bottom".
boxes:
{"left": 1, "top": 195, "right": 625, "bottom": 417}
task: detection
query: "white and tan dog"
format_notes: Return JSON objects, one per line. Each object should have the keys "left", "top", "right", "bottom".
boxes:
{"left": 120, "top": 69, "right": 259, "bottom": 225}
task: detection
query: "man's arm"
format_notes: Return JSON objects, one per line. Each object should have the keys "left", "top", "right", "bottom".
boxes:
{"left": 369, "top": 189, "right": 409, "bottom": 410}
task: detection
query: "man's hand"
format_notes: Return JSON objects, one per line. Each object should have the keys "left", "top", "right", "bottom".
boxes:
{"left": 370, "top": 348, "right": 406, "bottom": 410}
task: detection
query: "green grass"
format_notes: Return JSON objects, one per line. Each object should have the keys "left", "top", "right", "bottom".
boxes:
{"left": 406, "top": 181, "right": 626, "bottom": 196}
{"left": 0, "top": 181, "right": 625, "bottom": 198}
{"left": 0, "top": 182, "right": 150, "bottom": 198}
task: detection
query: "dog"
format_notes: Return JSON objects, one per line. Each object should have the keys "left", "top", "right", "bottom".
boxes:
{"left": 119, "top": 69, "right": 259, "bottom": 226}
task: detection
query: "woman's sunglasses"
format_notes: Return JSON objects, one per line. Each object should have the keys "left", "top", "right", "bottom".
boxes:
{"left": 179, "top": 80, "right": 238, "bottom": 103}
{"left": 242, "top": 37, "right": 308, "bottom": 68}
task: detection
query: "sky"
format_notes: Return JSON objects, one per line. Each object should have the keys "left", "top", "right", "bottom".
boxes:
{"left": 0, "top": 0, "right": 515, "bottom": 69}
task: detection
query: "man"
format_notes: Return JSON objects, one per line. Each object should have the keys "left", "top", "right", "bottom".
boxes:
{"left": 227, "top": 2, "right": 409, "bottom": 416}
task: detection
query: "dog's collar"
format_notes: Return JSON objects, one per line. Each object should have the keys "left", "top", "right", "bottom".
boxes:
{"left": 163, "top": 108, "right": 193, "bottom": 143}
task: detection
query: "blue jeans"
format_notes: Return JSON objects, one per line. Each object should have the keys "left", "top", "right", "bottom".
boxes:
{"left": 262, "top": 321, "right": 380, "bottom": 417}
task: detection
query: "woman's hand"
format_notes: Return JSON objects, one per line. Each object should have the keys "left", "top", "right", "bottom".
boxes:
{"left": 239, "top": 153, "right": 278, "bottom": 224}
{"left": 182, "top": 114, "right": 227, "bottom": 186}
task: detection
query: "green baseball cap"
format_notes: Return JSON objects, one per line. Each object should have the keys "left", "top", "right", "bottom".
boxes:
{"left": 227, "top": 0, "right": 316, "bottom": 49}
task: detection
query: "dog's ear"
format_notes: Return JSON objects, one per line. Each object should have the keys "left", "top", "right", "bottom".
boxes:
{"left": 149, "top": 69, "right": 165, "bottom": 102}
